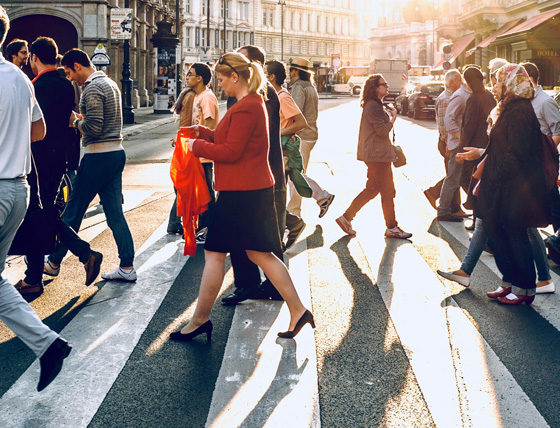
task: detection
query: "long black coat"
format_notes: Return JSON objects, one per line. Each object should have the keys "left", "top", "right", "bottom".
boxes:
{"left": 478, "top": 98, "right": 549, "bottom": 228}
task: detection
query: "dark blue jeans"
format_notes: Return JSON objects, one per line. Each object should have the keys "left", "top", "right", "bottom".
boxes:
{"left": 49, "top": 150, "right": 134, "bottom": 267}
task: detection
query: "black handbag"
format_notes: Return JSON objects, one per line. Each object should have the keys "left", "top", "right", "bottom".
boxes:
{"left": 392, "top": 129, "right": 407, "bottom": 168}
{"left": 8, "top": 155, "right": 59, "bottom": 256}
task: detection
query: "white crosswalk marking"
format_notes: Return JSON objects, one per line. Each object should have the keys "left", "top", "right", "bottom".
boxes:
{"left": 0, "top": 223, "right": 187, "bottom": 427}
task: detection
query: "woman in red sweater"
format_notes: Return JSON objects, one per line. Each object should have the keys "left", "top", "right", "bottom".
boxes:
{"left": 171, "top": 52, "right": 314, "bottom": 341}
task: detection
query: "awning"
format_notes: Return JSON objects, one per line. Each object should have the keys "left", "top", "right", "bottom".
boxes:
{"left": 433, "top": 33, "right": 475, "bottom": 70}
{"left": 499, "top": 7, "right": 560, "bottom": 38}
{"left": 465, "top": 19, "right": 524, "bottom": 56}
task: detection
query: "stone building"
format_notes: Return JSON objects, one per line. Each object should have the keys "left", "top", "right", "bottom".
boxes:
{"left": 3, "top": 0, "right": 179, "bottom": 107}
{"left": 254, "top": 0, "right": 373, "bottom": 68}
{"left": 181, "top": 0, "right": 254, "bottom": 65}
{"left": 460, "top": 0, "right": 560, "bottom": 86}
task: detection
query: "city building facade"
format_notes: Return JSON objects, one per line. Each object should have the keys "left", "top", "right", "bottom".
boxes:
{"left": 369, "top": 0, "right": 560, "bottom": 87}
{"left": 3, "top": 0, "right": 179, "bottom": 107}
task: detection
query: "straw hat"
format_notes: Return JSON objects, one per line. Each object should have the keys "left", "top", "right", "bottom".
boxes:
{"left": 290, "top": 57, "right": 314, "bottom": 74}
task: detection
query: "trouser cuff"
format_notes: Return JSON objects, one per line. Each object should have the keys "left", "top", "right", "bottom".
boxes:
{"left": 511, "top": 285, "right": 536, "bottom": 296}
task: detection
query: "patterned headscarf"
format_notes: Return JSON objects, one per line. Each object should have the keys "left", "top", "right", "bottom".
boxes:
{"left": 490, "top": 63, "right": 534, "bottom": 125}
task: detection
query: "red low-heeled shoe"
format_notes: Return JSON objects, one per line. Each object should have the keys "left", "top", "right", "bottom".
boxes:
{"left": 497, "top": 294, "right": 535, "bottom": 305}
{"left": 487, "top": 287, "right": 511, "bottom": 299}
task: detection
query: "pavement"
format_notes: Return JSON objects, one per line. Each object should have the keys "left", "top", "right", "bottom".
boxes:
{"left": 1, "top": 99, "right": 559, "bottom": 427}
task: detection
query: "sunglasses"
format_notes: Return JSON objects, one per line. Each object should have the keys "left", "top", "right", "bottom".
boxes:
{"left": 218, "top": 56, "right": 238, "bottom": 75}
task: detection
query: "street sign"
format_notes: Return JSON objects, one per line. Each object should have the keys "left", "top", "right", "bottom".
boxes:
{"left": 91, "top": 43, "right": 111, "bottom": 66}
{"left": 111, "top": 8, "right": 132, "bottom": 40}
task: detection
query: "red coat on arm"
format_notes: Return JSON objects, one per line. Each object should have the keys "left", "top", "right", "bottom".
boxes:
{"left": 191, "top": 93, "right": 274, "bottom": 191}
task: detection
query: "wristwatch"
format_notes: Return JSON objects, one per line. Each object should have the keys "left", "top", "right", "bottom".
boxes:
{"left": 73, "top": 117, "right": 80, "bottom": 128}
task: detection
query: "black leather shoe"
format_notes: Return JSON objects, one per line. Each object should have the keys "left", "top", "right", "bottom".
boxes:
{"left": 221, "top": 288, "right": 252, "bottom": 306}
{"left": 38, "top": 337, "right": 72, "bottom": 392}
{"left": 285, "top": 218, "right": 306, "bottom": 249}
{"left": 253, "top": 280, "right": 284, "bottom": 301}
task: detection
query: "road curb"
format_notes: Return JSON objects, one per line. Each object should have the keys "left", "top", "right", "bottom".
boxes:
{"left": 123, "top": 116, "right": 176, "bottom": 138}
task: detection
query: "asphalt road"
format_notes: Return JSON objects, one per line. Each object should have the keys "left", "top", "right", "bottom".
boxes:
{"left": 1, "top": 96, "right": 559, "bottom": 427}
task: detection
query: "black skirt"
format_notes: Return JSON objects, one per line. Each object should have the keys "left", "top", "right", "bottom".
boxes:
{"left": 204, "top": 186, "right": 282, "bottom": 254}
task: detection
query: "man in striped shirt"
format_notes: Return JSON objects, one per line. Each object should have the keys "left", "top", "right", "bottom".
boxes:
{"left": 45, "top": 49, "right": 136, "bottom": 283}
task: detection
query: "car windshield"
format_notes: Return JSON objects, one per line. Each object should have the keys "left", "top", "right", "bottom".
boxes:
{"left": 421, "top": 84, "right": 444, "bottom": 96}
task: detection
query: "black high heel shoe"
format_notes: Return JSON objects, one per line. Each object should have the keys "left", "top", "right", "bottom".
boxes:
{"left": 170, "top": 320, "right": 213, "bottom": 342}
{"left": 278, "top": 310, "right": 315, "bottom": 339}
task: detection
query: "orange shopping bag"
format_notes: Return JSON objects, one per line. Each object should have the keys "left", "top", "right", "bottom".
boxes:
{"left": 170, "top": 128, "right": 211, "bottom": 256}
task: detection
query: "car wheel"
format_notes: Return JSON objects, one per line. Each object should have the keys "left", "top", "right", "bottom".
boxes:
{"left": 352, "top": 86, "right": 361, "bottom": 95}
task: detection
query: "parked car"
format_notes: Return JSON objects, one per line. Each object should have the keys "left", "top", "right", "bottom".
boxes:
{"left": 407, "top": 83, "right": 445, "bottom": 119}
{"left": 395, "top": 83, "right": 420, "bottom": 115}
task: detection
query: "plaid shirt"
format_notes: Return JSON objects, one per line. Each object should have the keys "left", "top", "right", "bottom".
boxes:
{"left": 435, "top": 88, "right": 453, "bottom": 141}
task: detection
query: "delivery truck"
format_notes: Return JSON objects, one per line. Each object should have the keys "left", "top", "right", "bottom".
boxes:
{"left": 370, "top": 59, "right": 409, "bottom": 103}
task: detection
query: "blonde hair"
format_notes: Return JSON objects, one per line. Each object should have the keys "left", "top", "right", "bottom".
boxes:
{"left": 214, "top": 52, "right": 267, "bottom": 98}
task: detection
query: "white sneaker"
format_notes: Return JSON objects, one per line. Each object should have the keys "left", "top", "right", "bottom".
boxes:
{"left": 437, "top": 270, "right": 471, "bottom": 287}
{"left": 43, "top": 256, "right": 60, "bottom": 277}
{"left": 318, "top": 194, "right": 335, "bottom": 218}
{"left": 101, "top": 267, "right": 137, "bottom": 282}
{"left": 536, "top": 282, "right": 555, "bottom": 294}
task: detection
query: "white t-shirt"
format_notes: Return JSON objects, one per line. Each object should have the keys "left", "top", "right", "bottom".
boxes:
{"left": 0, "top": 53, "right": 43, "bottom": 179}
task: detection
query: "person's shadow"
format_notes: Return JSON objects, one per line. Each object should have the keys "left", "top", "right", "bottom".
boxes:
{"left": 323, "top": 236, "right": 429, "bottom": 425}
{"left": 239, "top": 338, "right": 309, "bottom": 427}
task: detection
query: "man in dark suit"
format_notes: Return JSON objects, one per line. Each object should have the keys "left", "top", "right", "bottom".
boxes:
{"left": 15, "top": 37, "right": 102, "bottom": 295}
{"left": 221, "top": 45, "right": 284, "bottom": 305}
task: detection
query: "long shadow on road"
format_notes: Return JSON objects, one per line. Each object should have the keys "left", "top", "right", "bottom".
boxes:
{"left": 311, "top": 235, "right": 434, "bottom": 426}
{"left": 88, "top": 246, "right": 236, "bottom": 427}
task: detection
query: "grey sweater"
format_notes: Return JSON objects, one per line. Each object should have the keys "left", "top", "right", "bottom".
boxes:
{"left": 79, "top": 71, "right": 123, "bottom": 146}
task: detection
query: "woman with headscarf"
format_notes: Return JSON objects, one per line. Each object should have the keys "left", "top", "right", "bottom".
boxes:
{"left": 459, "top": 64, "right": 550, "bottom": 305}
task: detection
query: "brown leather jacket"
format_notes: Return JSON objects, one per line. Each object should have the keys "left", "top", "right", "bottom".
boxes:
{"left": 357, "top": 99, "right": 395, "bottom": 163}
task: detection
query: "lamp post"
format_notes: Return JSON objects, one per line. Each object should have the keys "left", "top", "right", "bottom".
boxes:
{"left": 121, "top": 0, "right": 134, "bottom": 124}
{"left": 207, "top": 0, "right": 210, "bottom": 57}
{"left": 278, "top": 0, "right": 286, "bottom": 61}
{"left": 432, "top": 0, "right": 436, "bottom": 66}
{"left": 175, "top": 0, "right": 181, "bottom": 95}
{"left": 223, "top": 0, "right": 227, "bottom": 53}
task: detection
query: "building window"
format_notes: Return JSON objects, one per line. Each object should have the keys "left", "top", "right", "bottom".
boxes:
{"left": 263, "top": 9, "right": 267, "bottom": 26}
{"left": 201, "top": 0, "right": 207, "bottom": 16}
{"left": 270, "top": 10, "right": 274, "bottom": 27}
{"left": 291, "top": 11, "right": 296, "bottom": 30}
{"left": 185, "top": 0, "right": 191, "bottom": 14}
{"left": 317, "top": 15, "right": 321, "bottom": 32}
{"left": 201, "top": 28, "right": 207, "bottom": 47}
{"left": 238, "top": 1, "right": 249, "bottom": 21}
{"left": 185, "top": 27, "right": 191, "bottom": 47}
{"left": 220, "top": 0, "right": 231, "bottom": 18}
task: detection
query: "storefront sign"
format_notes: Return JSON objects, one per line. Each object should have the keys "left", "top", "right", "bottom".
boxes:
{"left": 537, "top": 49, "right": 559, "bottom": 57}
{"left": 111, "top": 9, "right": 133, "bottom": 40}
